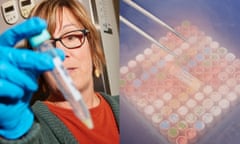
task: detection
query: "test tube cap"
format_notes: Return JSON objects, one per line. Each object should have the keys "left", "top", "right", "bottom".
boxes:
{"left": 29, "top": 29, "right": 51, "bottom": 47}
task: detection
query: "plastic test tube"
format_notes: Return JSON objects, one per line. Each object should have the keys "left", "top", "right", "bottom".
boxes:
{"left": 29, "top": 29, "right": 93, "bottom": 129}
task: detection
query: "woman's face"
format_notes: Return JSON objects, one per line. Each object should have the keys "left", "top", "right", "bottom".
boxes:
{"left": 46, "top": 7, "right": 93, "bottom": 93}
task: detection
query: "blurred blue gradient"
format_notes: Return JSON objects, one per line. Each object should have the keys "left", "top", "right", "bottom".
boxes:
{"left": 120, "top": 0, "right": 240, "bottom": 66}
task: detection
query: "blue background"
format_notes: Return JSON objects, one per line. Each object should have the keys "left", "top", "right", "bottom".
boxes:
{"left": 120, "top": 0, "right": 240, "bottom": 66}
{"left": 120, "top": 0, "right": 240, "bottom": 144}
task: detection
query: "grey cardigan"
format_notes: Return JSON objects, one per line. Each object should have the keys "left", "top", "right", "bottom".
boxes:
{"left": 0, "top": 92, "right": 119, "bottom": 144}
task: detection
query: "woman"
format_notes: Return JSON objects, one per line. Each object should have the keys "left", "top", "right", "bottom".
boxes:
{"left": 0, "top": 0, "right": 119, "bottom": 143}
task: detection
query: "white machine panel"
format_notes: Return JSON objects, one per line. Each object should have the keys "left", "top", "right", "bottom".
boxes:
{"left": 18, "top": 0, "right": 35, "bottom": 18}
{"left": 1, "top": 0, "right": 19, "bottom": 24}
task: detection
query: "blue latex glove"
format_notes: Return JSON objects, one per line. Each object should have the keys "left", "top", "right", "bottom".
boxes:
{"left": 0, "top": 17, "right": 64, "bottom": 139}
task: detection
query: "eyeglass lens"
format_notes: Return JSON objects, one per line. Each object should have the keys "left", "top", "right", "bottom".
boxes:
{"left": 50, "top": 30, "right": 87, "bottom": 49}
{"left": 61, "top": 31, "right": 85, "bottom": 48}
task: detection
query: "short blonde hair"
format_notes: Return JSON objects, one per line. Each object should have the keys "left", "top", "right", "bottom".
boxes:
{"left": 30, "top": 0, "right": 105, "bottom": 73}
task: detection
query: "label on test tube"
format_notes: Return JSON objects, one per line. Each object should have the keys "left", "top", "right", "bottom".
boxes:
{"left": 210, "top": 106, "right": 222, "bottom": 118}
{"left": 126, "top": 72, "right": 136, "bottom": 81}
{"left": 194, "top": 92, "right": 204, "bottom": 102}
{"left": 143, "top": 105, "right": 155, "bottom": 118}
{"left": 226, "top": 78, "right": 237, "bottom": 88}
{"left": 218, "top": 85, "right": 229, "bottom": 95}
{"left": 169, "top": 99, "right": 180, "bottom": 110}
{"left": 227, "top": 92, "right": 237, "bottom": 106}
{"left": 203, "top": 85, "right": 213, "bottom": 95}
{"left": 144, "top": 48, "right": 153, "bottom": 57}
{"left": 218, "top": 99, "right": 230, "bottom": 113}
{"left": 185, "top": 113, "right": 197, "bottom": 126}
{"left": 120, "top": 66, "right": 129, "bottom": 75}
{"left": 153, "top": 99, "right": 164, "bottom": 110}
{"left": 202, "top": 113, "right": 213, "bottom": 127}
{"left": 185, "top": 128, "right": 197, "bottom": 142}
{"left": 150, "top": 66, "right": 158, "bottom": 74}
{"left": 135, "top": 54, "right": 145, "bottom": 63}
{"left": 159, "top": 120, "right": 170, "bottom": 135}
{"left": 193, "top": 120, "right": 205, "bottom": 135}
{"left": 178, "top": 92, "right": 189, "bottom": 103}
{"left": 136, "top": 98, "right": 148, "bottom": 110}
{"left": 128, "top": 60, "right": 140, "bottom": 78}
{"left": 169, "top": 65, "right": 202, "bottom": 91}
{"left": 120, "top": 66, "right": 128, "bottom": 87}
{"left": 186, "top": 99, "right": 197, "bottom": 109}
{"left": 163, "top": 92, "right": 173, "bottom": 102}
{"left": 177, "top": 106, "right": 189, "bottom": 118}
{"left": 168, "top": 127, "right": 179, "bottom": 143}
{"left": 174, "top": 48, "right": 183, "bottom": 56}
{"left": 195, "top": 53, "right": 205, "bottom": 62}
{"left": 53, "top": 58, "right": 81, "bottom": 101}
{"left": 177, "top": 121, "right": 188, "bottom": 132}
{"left": 194, "top": 106, "right": 205, "bottom": 117}
{"left": 161, "top": 106, "right": 173, "bottom": 118}
{"left": 210, "top": 41, "right": 219, "bottom": 49}
{"left": 217, "top": 71, "right": 228, "bottom": 81}
{"left": 202, "top": 98, "right": 214, "bottom": 110}
{"left": 151, "top": 113, "right": 163, "bottom": 127}
{"left": 176, "top": 136, "right": 188, "bottom": 144}
{"left": 168, "top": 113, "right": 180, "bottom": 124}
{"left": 216, "top": 47, "right": 228, "bottom": 57}
{"left": 225, "top": 65, "right": 236, "bottom": 75}
{"left": 210, "top": 92, "right": 222, "bottom": 102}
{"left": 140, "top": 72, "right": 150, "bottom": 81}
{"left": 157, "top": 60, "right": 166, "bottom": 69}
{"left": 128, "top": 60, "right": 137, "bottom": 69}
{"left": 225, "top": 53, "right": 236, "bottom": 62}
{"left": 132, "top": 79, "right": 142, "bottom": 88}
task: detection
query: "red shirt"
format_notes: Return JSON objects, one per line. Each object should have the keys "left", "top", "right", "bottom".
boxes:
{"left": 45, "top": 93, "right": 119, "bottom": 144}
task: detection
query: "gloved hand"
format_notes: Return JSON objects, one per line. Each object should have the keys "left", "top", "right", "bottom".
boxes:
{"left": 0, "top": 17, "right": 64, "bottom": 139}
